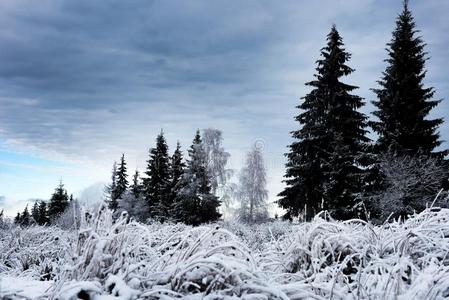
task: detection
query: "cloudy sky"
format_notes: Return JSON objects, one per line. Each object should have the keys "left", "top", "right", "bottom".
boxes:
{"left": 0, "top": 0, "right": 448, "bottom": 216}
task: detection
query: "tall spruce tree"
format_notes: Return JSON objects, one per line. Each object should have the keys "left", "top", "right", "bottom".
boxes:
{"left": 174, "top": 130, "right": 221, "bottom": 225}
{"left": 278, "top": 26, "right": 369, "bottom": 220}
{"left": 48, "top": 181, "right": 70, "bottom": 221}
{"left": 371, "top": 1, "right": 445, "bottom": 157}
{"left": 168, "top": 141, "right": 185, "bottom": 206}
{"left": 143, "top": 131, "right": 171, "bottom": 221}
{"left": 116, "top": 154, "right": 129, "bottom": 200}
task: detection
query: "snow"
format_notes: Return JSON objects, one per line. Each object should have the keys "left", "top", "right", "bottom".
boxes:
{"left": 0, "top": 276, "right": 52, "bottom": 298}
{"left": 2, "top": 206, "right": 449, "bottom": 299}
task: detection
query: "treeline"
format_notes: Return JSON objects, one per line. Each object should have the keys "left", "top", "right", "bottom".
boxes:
{"left": 279, "top": 2, "right": 448, "bottom": 221}
{"left": 106, "top": 129, "right": 230, "bottom": 225}
{"left": 13, "top": 181, "right": 77, "bottom": 226}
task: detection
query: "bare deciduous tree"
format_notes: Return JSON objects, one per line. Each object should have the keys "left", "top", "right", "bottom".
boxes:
{"left": 237, "top": 144, "right": 269, "bottom": 223}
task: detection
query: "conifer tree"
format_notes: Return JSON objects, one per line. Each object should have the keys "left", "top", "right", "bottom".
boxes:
{"left": 37, "top": 200, "right": 49, "bottom": 225}
{"left": 14, "top": 212, "right": 21, "bottom": 225}
{"left": 105, "top": 162, "right": 119, "bottom": 211}
{"left": 371, "top": 1, "right": 445, "bottom": 157}
{"left": 21, "top": 204, "right": 32, "bottom": 226}
{"left": 115, "top": 154, "right": 129, "bottom": 200}
{"left": 278, "top": 26, "right": 369, "bottom": 220}
{"left": 31, "top": 201, "right": 39, "bottom": 223}
{"left": 168, "top": 141, "right": 185, "bottom": 205}
{"left": 143, "top": 131, "right": 171, "bottom": 221}
{"left": 130, "top": 169, "right": 142, "bottom": 199}
{"left": 48, "top": 181, "right": 69, "bottom": 221}
{"left": 174, "top": 130, "right": 221, "bottom": 225}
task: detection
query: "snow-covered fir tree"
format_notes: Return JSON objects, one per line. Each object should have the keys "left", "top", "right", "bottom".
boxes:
{"left": 115, "top": 154, "right": 129, "bottom": 201}
{"left": 278, "top": 26, "right": 369, "bottom": 220}
{"left": 371, "top": 1, "right": 445, "bottom": 157}
{"left": 320, "top": 27, "right": 370, "bottom": 219}
{"left": 48, "top": 181, "right": 70, "bottom": 221}
{"left": 174, "top": 130, "right": 221, "bottom": 225}
{"left": 143, "top": 131, "right": 171, "bottom": 221}
{"left": 237, "top": 144, "right": 269, "bottom": 223}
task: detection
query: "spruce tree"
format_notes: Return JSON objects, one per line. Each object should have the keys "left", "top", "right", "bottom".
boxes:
{"left": 174, "top": 130, "right": 221, "bottom": 225}
{"left": 106, "top": 162, "right": 119, "bottom": 211}
{"left": 14, "top": 212, "right": 21, "bottom": 225}
{"left": 48, "top": 181, "right": 69, "bottom": 221}
{"left": 321, "top": 27, "right": 370, "bottom": 219}
{"left": 371, "top": 1, "right": 445, "bottom": 157}
{"left": 278, "top": 26, "right": 369, "bottom": 220}
{"left": 168, "top": 141, "right": 185, "bottom": 205}
{"left": 37, "top": 200, "right": 49, "bottom": 225}
{"left": 21, "top": 205, "right": 31, "bottom": 226}
{"left": 116, "top": 154, "right": 129, "bottom": 200}
{"left": 143, "top": 131, "right": 171, "bottom": 221}
{"left": 130, "top": 169, "right": 142, "bottom": 199}
{"left": 31, "top": 201, "right": 39, "bottom": 224}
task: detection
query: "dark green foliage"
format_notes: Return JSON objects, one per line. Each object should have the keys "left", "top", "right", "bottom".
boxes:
{"left": 116, "top": 154, "right": 129, "bottom": 200}
{"left": 278, "top": 26, "right": 370, "bottom": 220}
{"left": 105, "top": 162, "right": 119, "bottom": 211}
{"left": 48, "top": 181, "right": 70, "bottom": 221}
{"left": 31, "top": 201, "right": 39, "bottom": 223}
{"left": 173, "top": 130, "right": 221, "bottom": 225}
{"left": 169, "top": 141, "right": 185, "bottom": 204}
{"left": 130, "top": 169, "right": 142, "bottom": 199}
{"left": 371, "top": 1, "right": 445, "bottom": 157}
{"left": 143, "top": 131, "right": 171, "bottom": 221}
{"left": 37, "top": 200, "right": 49, "bottom": 225}
{"left": 20, "top": 205, "right": 32, "bottom": 226}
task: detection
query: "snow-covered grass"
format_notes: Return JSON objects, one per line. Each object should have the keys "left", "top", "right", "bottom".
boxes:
{"left": 1, "top": 205, "right": 449, "bottom": 299}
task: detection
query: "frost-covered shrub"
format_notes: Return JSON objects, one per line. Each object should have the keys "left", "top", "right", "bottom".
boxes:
{"left": 369, "top": 153, "right": 447, "bottom": 220}
{"left": 3, "top": 204, "right": 449, "bottom": 299}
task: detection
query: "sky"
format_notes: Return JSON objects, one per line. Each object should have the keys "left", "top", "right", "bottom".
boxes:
{"left": 0, "top": 0, "right": 448, "bottom": 216}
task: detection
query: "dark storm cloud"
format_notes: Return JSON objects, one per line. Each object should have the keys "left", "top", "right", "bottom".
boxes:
{"left": 0, "top": 0, "right": 448, "bottom": 162}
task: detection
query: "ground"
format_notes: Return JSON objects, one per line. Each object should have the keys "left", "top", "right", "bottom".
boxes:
{"left": 1, "top": 207, "right": 449, "bottom": 299}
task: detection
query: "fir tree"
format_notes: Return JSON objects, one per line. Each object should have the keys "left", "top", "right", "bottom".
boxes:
{"left": 130, "top": 169, "right": 142, "bottom": 199}
{"left": 37, "top": 200, "right": 49, "bottom": 225}
{"left": 371, "top": 1, "right": 445, "bottom": 157}
{"left": 31, "top": 201, "right": 40, "bottom": 223}
{"left": 116, "top": 154, "right": 129, "bottom": 200}
{"left": 14, "top": 212, "right": 21, "bottom": 225}
{"left": 168, "top": 141, "right": 185, "bottom": 205}
{"left": 320, "top": 27, "right": 371, "bottom": 219}
{"left": 174, "top": 130, "right": 221, "bottom": 225}
{"left": 278, "top": 26, "right": 369, "bottom": 220}
{"left": 48, "top": 181, "right": 70, "bottom": 221}
{"left": 105, "top": 162, "right": 119, "bottom": 211}
{"left": 143, "top": 131, "right": 171, "bottom": 221}
{"left": 21, "top": 205, "right": 32, "bottom": 226}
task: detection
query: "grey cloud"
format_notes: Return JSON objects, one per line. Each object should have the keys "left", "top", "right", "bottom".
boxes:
{"left": 0, "top": 0, "right": 448, "bottom": 171}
